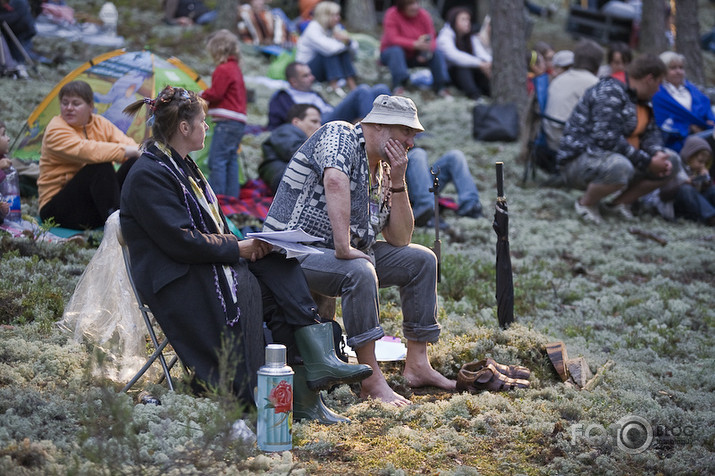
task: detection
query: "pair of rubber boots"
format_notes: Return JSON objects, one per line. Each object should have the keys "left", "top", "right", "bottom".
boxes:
{"left": 292, "top": 322, "right": 371, "bottom": 425}
{"left": 293, "top": 364, "right": 349, "bottom": 424}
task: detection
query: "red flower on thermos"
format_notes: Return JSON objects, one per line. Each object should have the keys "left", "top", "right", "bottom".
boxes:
{"left": 268, "top": 380, "right": 293, "bottom": 414}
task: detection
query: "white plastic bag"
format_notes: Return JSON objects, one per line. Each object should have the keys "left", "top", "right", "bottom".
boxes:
{"left": 58, "top": 211, "right": 150, "bottom": 383}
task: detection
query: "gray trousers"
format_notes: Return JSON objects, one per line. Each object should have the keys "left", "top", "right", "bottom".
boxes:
{"left": 297, "top": 241, "right": 441, "bottom": 349}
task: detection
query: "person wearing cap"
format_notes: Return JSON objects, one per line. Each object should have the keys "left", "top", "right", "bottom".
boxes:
{"left": 264, "top": 95, "right": 456, "bottom": 406}
{"left": 543, "top": 39, "right": 603, "bottom": 152}
{"left": 551, "top": 50, "right": 573, "bottom": 77}
{"left": 655, "top": 135, "right": 715, "bottom": 226}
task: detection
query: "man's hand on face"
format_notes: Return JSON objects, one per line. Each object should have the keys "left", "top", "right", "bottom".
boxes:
{"left": 384, "top": 138, "right": 409, "bottom": 178}
{"left": 648, "top": 150, "right": 672, "bottom": 178}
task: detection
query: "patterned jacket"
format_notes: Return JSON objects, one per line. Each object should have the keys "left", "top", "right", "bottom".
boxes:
{"left": 556, "top": 76, "right": 663, "bottom": 172}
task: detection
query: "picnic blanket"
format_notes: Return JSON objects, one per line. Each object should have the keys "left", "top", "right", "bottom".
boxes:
{"left": 218, "top": 179, "right": 273, "bottom": 221}
{"left": 0, "top": 218, "right": 78, "bottom": 242}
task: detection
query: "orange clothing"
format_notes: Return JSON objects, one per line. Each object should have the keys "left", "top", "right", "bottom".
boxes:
{"left": 299, "top": 0, "right": 320, "bottom": 20}
{"left": 627, "top": 104, "right": 649, "bottom": 150}
{"left": 39, "top": 114, "right": 137, "bottom": 209}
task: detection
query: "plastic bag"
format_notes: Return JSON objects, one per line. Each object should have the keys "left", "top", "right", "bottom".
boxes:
{"left": 267, "top": 48, "right": 295, "bottom": 80}
{"left": 58, "top": 211, "right": 151, "bottom": 383}
{"left": 0, "top": 166, "right": 21, "bottom": 222}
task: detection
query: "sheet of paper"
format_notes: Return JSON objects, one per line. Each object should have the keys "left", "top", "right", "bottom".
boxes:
{"left": 246, "top": 229, "right": 324, "bottom": 259}
{"left": 344, "top": 337, "right": 407, "bottom": 362}
{"left": 246, "top": 228, "right": 324, "bottom": 243}
{"left": 269, "top": 240, "right": 323, "bottom": 259}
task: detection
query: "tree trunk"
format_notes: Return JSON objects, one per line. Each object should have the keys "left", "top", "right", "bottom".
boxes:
{"left": 674, "top": 0, "right": 704, "bottom": 86}
{"left": 638, "top": 0, "right": 668, "bottom": 55}
{"left": 214, "top": 0, "right": 238, "bottom": 32}
{"left": 490, "top": 0, "right": 527, "bottom": 112}
{"left": 345, "top": 0, "right": 377, "bottom": 33}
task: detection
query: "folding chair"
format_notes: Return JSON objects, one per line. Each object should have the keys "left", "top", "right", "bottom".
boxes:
{"left": 519, "top": 87, "right": 566, "bottom": 184}
{"left": 116, "top": 224, "right": 183, "bottom": 393}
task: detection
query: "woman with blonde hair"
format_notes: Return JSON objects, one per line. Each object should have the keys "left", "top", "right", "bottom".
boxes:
{"left": 652, "top": 51, "right": 715, "bottom": 156}
{"left": 296, "top": 1, "right": 358, "bottom": 92}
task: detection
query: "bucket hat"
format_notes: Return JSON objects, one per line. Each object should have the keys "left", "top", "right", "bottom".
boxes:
{"left": 361, "top": 95, "right": 424, "bottom": 132}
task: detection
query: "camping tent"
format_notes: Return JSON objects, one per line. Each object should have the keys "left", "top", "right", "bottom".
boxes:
{"left": 11, "top": 49, "right": 214, "bottom": 170}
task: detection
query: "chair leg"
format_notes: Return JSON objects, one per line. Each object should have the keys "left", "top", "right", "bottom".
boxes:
{"left": 140, "top": 310, "right": 175, "bottom": 391}
{"left": 122, "top": 338, "right": 170, "bottom": 393}
{"left": 156, "top": 355, "right": 181, "bottom": 388}
{"left": 522, "top": 144, "right": 535, "bottom": 184}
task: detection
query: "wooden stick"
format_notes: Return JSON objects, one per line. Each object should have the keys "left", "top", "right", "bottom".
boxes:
{"left": 584, "top": 360, "right": 615, "bottom": 391}
{"left": 628, "top": 227, "right": 668, "bottom": 246}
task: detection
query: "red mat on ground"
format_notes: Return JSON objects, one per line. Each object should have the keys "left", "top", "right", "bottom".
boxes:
{"left": 217, "top": 179, "right": 273, "bottom": 221}
{"left": 218, "top": 183, "right": 457, "bottom": 222}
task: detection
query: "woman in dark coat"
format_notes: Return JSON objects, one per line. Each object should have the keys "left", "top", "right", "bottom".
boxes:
{"left": 119, "top": 86, "right": 370, "bottom": 407}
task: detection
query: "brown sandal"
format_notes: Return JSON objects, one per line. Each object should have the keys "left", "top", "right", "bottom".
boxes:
{"left": 456, "top": 361, "right": 530, "bottom": 393}
{"left": 486, "top": 357, "right": 531, "bottom": 380}
{"left": 458, "top": 358, "right": 531, "bottom": 380}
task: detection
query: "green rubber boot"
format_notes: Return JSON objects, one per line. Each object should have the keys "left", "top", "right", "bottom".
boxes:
{"left": 293, "top": 365, "right": 350, "bottom": 425}
{"left": 294, "top": 322, "right": 372, "bottom": 391}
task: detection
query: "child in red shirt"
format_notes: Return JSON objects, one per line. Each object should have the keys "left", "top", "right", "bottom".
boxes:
{"left": 201, "top": 29, "right": 247, "bottom": 198}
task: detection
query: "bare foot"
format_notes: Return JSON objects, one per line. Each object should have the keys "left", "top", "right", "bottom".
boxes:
{"left": 354, "top": 341, "right": 411, "bottom": 406}
{"left": 403, "top": 341, "right": 457, "bottom": 390}
{"left": 359, "top": 370, "right": 411, "bottom": 407}
{"left": 403, "top": 362, "right": 456, "bottom": 390}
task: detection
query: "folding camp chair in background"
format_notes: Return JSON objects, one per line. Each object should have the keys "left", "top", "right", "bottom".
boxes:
{"left": 116, "top": 224, "right": 185, "bottom": 393}
{"left": 519, "top": 82, "right": 565, "bottom": 184}
{"left": 1, "top": 20, "right": 35, "bottom": 77}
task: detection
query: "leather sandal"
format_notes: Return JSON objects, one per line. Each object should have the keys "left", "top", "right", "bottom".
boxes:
{"left": 459, "top": 358, "right": 531, "bottom": 380}
{"left": 486, "top": 357, "right": 531, "bottom": 380}
{"left": 456, "top": 361, "right": 530, "bottom": 393}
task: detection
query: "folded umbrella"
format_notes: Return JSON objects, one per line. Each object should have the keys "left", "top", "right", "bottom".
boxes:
{"left": 493, "top": 162, "right": 514, "bottom": 329}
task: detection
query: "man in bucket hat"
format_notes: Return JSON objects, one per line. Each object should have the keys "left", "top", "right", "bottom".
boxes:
{"left": 264, "top": 95, "right": 456, "bottom": 406}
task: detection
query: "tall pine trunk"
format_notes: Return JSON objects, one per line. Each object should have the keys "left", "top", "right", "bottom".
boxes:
{"left": 674, "top": 0, "right": 704, "bottom": 86}
{"left": 215, "top": 0, "right": 238, "bottom": 32}
{"left": 639, "top": 0, "right": 669, "bottom": 55}
{"left": 345, "top": 0, "right": 377, "bottom": 33}
{"left": 490, "top": 0, "right": 527, "bottom": 112}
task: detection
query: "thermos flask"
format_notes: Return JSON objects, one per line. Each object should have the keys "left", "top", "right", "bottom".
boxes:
{"left": 256, "top": 344, "right": 294, "bottom": 452}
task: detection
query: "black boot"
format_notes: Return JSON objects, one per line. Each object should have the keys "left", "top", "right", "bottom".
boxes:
{"left": 294, "top": 322, "right": 372, "bottom": 391}
{"left": 293, "top": 365, "right": 350, "bottom": 425}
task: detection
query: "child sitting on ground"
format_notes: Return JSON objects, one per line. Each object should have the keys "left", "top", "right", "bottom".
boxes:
{"left": 200, "top": 29, "right": 247, "bottom": 198}
{"left": 656, "top": 136, "right": 715, "bottom": 226}
{"left": 675, "top": 136, "right": 715, "bottom": 225}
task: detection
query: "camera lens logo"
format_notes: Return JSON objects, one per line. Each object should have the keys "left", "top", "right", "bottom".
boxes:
{"left": 616, "top": 415, "right": 653, "bottom": 454}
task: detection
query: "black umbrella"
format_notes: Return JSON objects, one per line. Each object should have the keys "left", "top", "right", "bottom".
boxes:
{"left": 493, "top": 162, "right": 514, "bottom": 329}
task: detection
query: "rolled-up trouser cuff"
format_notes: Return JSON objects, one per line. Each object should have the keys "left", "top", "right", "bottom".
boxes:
{"left": 403, "top": 322, "right": 441, "bottom": 343}
{"left": 347, "top": 326, "right": 385, "bottom": 350}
